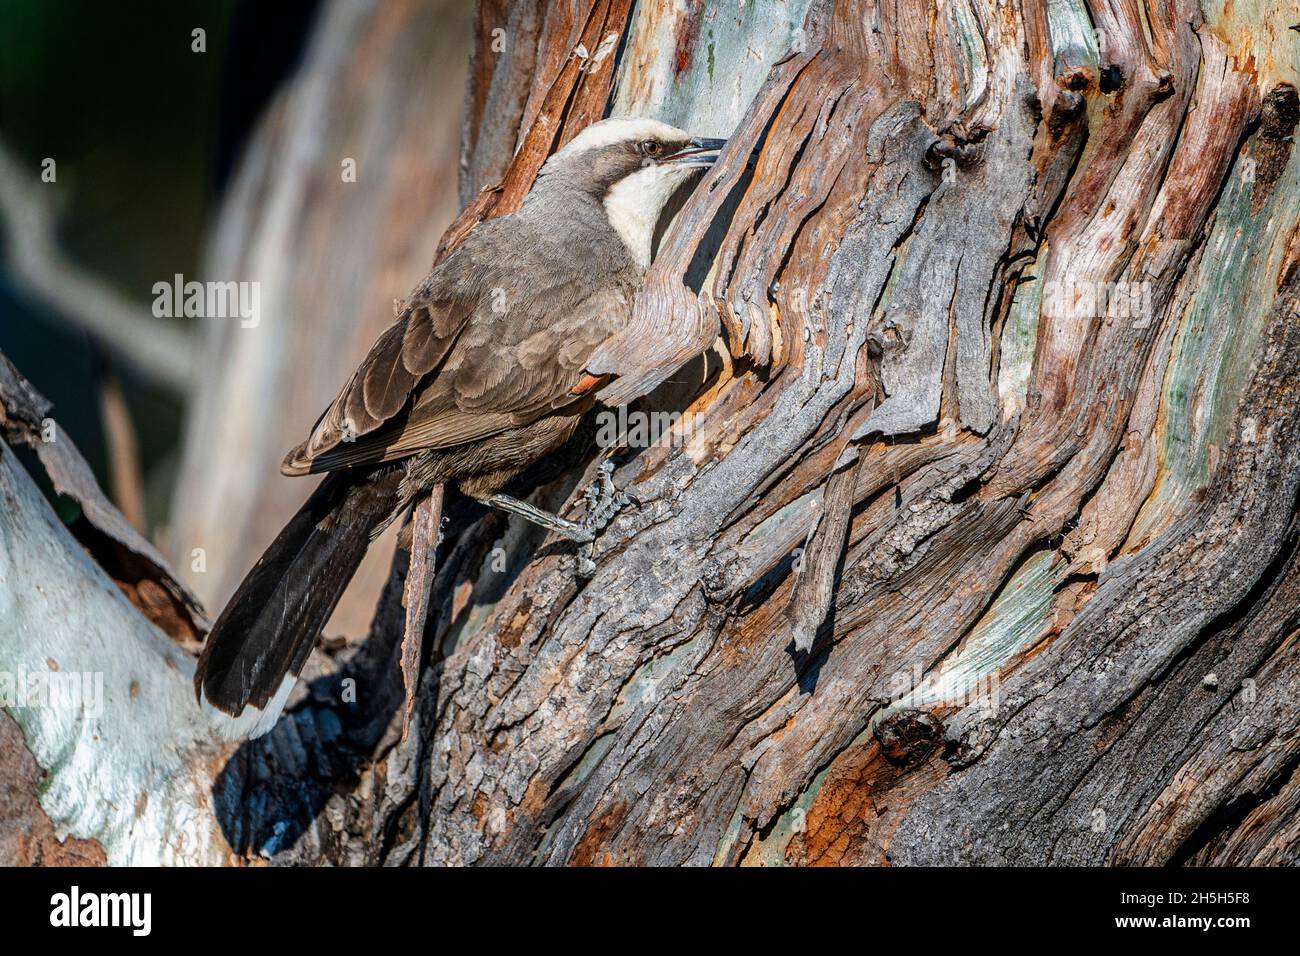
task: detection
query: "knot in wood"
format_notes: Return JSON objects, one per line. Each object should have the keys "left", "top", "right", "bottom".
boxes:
{"left": 875, "top": 708, "right": 944, "bottom": 768}
{"left": 701, "top": 549, "right": 741, "bottom": 603}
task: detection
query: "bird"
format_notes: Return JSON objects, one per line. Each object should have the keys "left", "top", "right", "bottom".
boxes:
{"left": 194, "top": 116, "right": 726, "bottom": 739}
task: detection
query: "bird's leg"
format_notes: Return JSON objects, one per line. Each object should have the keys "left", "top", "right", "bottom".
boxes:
{"left": 481, "top": 493, "right": 595, "bottom": 544}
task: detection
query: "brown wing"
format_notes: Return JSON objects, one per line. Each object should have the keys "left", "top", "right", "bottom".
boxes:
{"left": 282, "top": 276, "right": 633, "bottom": 476}
{"left": 281, "top": 296, "right": 470, "bottom": 475}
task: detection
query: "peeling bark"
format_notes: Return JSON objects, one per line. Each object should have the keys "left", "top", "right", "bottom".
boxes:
{"left": 354, "top": 0, "right": 1300, "bottom": 867}
{"left": 0, "top": 712, "right": 107, "bottom": 867}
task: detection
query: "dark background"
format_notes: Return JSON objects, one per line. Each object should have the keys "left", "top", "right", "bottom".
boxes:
{"left": 0, "top": 0, "right": 319, "bottom": 525}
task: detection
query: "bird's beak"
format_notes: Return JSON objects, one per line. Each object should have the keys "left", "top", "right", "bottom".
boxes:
{"left": 662, "top": 136, "right": 727, "bottom": 167}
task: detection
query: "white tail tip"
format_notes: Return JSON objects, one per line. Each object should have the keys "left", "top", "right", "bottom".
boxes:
{"left": 199, "top": 674, "right": 297, "bottom": 741}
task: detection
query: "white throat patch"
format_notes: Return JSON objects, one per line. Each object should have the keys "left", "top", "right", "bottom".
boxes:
{"left": 603, "top": 163, "right": 697, "bottom": 269}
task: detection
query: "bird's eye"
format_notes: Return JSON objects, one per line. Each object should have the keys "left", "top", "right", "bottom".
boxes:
{"left": 640, "top": 140, "right": 661, "bottom": 157}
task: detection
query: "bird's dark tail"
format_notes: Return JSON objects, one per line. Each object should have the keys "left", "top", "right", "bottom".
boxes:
{"left": 194, "top": 467, "right": 403, "bottom": 740}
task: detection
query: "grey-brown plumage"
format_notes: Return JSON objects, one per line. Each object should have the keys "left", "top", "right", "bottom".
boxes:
{"left": 195, "top": 117, "right": 724, "bottom": 738}
{"left": 278, "top": 199, "right": 637, "bottom": 489}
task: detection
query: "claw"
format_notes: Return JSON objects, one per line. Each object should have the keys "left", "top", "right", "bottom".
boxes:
{"left": 576, "top": 542, "right": 597, "bottom": 577}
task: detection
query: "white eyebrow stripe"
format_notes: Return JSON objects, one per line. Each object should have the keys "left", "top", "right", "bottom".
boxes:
{"left": 553, "top": 117, "right": 688, "bottom": 157}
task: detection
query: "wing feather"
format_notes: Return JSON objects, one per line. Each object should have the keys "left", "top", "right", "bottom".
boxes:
{"left": 282, "top": 249, "right": 633, "bottom": 477}
{"left": 282, "top": 299, "right": 468, "bottom": 475}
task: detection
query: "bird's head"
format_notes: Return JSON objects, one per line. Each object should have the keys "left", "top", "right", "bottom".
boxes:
{"left": 530, "top": 116, "right": 726, "bottom": 268}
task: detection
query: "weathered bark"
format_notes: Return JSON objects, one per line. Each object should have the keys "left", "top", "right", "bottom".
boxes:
{"left": 260, "top": 0, "right": 1300, "bottom": 866}
{"left": 0, "top": 357, "right": 227, "bottom": 865}
{"left": 4, "top": 0, "right": 1300, "bottom": 867}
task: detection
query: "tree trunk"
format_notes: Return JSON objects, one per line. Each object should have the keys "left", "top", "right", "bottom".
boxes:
{"left": 4, "top": 0, "right": 1300, "bottom": 867}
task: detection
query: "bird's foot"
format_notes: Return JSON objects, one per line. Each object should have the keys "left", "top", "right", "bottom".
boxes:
{"left": 579, "top": 459, "right": 633, "bottom": 537}
{"left": 574, "top": 461, "right": 636, "bottom": 578}
{"left": 480, "top": 462, "right": 634, "bottom": 579}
